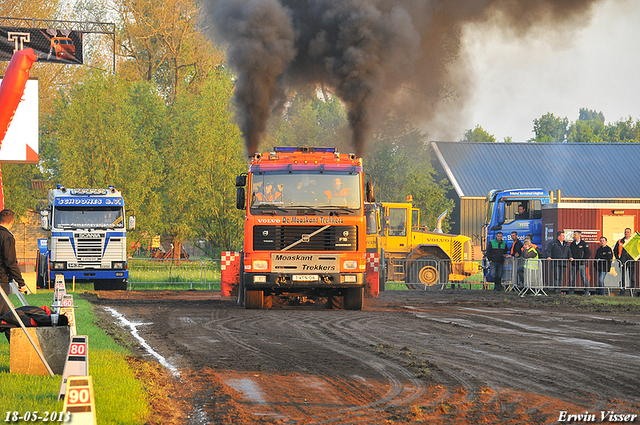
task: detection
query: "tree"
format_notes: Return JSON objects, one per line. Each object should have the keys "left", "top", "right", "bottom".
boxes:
{"left": 260, "top": 91, "right": 348, "bottom": 153}
{"left": 605, "top": 117, "right": 640, "bottom": 142}
{"left": 567, "top": 108, "right": 606, "bottom": 143}
{"left": 531, "top": 112, "right": 568, "bottom": 143}
{"left": 42, "top": 72, "right": 167, "bottom": 239}
{"left": 366, "top": 115, "right": 454, "bottom": 232}
{"left": 460, "top": 125, "right": 495, "bottom": 143}
{"left": 115, "top": 0, "right": 224, "bottom": 102}
{"left": 164, "top": 68, "right": 246, "bottom": 252}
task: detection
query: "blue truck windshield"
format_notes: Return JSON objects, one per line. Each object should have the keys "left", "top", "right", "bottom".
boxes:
{"left": 54, "top": 206, "right": 124, "bottom": 229}
{"left": 251, "top": 172, "right": 361, "bottom": 210}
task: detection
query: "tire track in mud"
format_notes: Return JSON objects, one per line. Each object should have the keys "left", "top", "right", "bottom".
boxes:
{"left": 310, "top": 312, "right": 495, "bottom": 413}
{"left": 197, "top": 311, "right": 389, "bottom": 421}
{"left": 397, "top": 306, "right": 628, "bottom": 411}
{"left": 281, "top": 312, "right": 461, "bottom": 424}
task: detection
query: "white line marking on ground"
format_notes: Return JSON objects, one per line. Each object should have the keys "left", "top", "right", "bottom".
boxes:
{"left": 103, "top": 306, "right": 180, "bottom": 377}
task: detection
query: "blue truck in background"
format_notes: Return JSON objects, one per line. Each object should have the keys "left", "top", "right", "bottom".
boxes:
{"left": 482, "top": 188, "right": 551, "bottom": 250}
{"left": 38, "top": 186, "right": 135, "bottom": 290}
{"left": 482, "top": 189, "right": 551, "bottom": 282}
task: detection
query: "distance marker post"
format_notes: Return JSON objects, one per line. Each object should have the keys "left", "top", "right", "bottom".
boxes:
{"left": 58, "top": 336, "right": 89, "bottom": 401}
{"left": 63, "top": 376, "right": 96, "bottom": 425}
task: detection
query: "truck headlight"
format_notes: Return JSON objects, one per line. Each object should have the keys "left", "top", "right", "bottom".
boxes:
{"left": 343, "top": 275, "right": 357, "bottom": 283}
{"left": 112, "top": 261, "right": 125, "bottom": 269}
{"left": 52, "top": 262, "right": 66, "bottom": 270}
{"left": 253, "top": 260, "right": 268, "bottom": 270}
{"left": 253, "top": 275, "right": 267, "bottom": 283}
{"left": 343, "top": 260, "right": 357, "bottom": 270}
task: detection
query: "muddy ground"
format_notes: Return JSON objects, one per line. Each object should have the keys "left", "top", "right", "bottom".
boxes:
{"left": 86, "top": 290, "right": 640, "bottom": 424}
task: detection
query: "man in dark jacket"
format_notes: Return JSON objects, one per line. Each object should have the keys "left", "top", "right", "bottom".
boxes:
{"left": 613, "top": 228, "right": 635, "bottom": 296}
{"left": 0, "top": 209, "right": 26, "bottom": 317}
{"left": 486, "top": 231, "right": 508, "bottom": 291}
{"left": 510, "top": 231, "right": 523, "bottom": 286}
{"left": 569, "top": 231, "right": 591, "bottom": 295}
{"left": 545, "top": 231, "right": 570, "bottom": 292}
{"left": 594, "top": 236, "right": 613, "bottom": 296}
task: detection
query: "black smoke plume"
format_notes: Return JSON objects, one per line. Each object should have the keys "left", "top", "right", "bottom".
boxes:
{"left": 208, "top": 0, "right": 599, "bottom": 156}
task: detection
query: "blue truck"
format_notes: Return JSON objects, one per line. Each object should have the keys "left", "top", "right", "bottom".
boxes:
{"left": 39, "top": 186, "right": 135, "bottom": 290}
{"left": 482, "top": 188, "right": 551, "bottom": 251}
{"left": 482, "top": 189, "right": 551, "bottom": 284}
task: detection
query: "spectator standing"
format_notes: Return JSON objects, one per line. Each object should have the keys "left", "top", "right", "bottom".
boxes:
{"left": 594, "top": 236, "right": 613, "bottom": 296}
{"left": 510, "top": 231, "right": 523, "bottom": 286}
{"left": 0, "top": 209, "right": 26, "bottom": 317}
{"left": 510, "top": 231, "right": 523, "bottom": 258}
{"left": 545, "top": 231, "right": 570, "bottom": 293}
{"left": 486, "top": 231, "right": 508, "bottom": 291}
{"left": 517, "top": 237, "right": 539, "bottom": 289}
{"left": 569, "top": 231, "right": 591, "bottom": 295}
{"left": 613, "top": 228, "right": 636, "bottom": 296}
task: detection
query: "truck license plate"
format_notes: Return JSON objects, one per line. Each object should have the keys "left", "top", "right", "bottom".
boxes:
{"left": 292, "top": 275, "right": 318, "bottom": 282}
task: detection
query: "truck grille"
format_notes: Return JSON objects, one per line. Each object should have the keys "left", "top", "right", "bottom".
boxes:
{"left": 76, "top": 237, "right": 104, "bottom": 267}
{"left": 254, "top": 225, "right": 358, "bottom": 252}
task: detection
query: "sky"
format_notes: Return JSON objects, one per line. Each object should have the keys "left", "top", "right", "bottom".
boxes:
{"left": 449, "top": 0, "right": 640, "bottom": 143}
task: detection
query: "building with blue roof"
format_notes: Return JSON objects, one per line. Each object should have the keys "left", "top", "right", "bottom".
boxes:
{"left": 430, "top": 141, "right": 640, "bottom": 244}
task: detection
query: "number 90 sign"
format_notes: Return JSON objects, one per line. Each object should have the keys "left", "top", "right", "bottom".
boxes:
{"left": 67, "top": 387, "right": 91, "bottom": 405}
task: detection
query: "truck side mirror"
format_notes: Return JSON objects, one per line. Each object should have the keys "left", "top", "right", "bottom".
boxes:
{"left": 236, "top": 175, "right": 247, "bottom": 187}
{"left": 236, "top": 187, "right": 246, "bottom": 210}
{"left": 366, "top": 180, "right": 375, "bottom": 203}
{"left": 128, "top": 215, "right": 136, "bottom": 230}
{"left": 40, "top": 210, "right": 49, "bottom": 230}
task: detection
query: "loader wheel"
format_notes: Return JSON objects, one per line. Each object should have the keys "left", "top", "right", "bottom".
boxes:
{"left": 245, "top": 289, "right": 264, "bottom": 309}
{"left": 406, "top": 256, "right": 440, "bottom": 290}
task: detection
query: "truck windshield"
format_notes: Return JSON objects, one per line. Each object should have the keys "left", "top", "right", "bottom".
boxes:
{"left": 250, "top": 172, "right": 361, "bottom": 211}
{"left": 54, "top": 207, "right": 124, "bottom": 229}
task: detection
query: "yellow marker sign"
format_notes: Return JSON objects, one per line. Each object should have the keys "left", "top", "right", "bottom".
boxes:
{"left": 63, "top": 376, "right": 96, "bottom": 424}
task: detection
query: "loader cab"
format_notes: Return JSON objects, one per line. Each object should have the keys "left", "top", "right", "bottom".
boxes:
{"left": 383, "top": 203, "right": 411, "bottom": 254}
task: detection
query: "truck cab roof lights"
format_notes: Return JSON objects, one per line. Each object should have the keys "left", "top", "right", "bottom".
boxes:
{"left": 70, "top": 188, "right": 108, "bottom": 195}
{"left": 273, "top": 147, "right": 336, "bottom": 153}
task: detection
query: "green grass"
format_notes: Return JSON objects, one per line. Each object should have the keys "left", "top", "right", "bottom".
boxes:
{"left": 129, "top": 258, "right": 220, "bottom": 285}
{"left": 579, "top": 296, "right": 640, "bottom": 307}
{"left": 0, "top": 291, "right": 149, "bottom": 424}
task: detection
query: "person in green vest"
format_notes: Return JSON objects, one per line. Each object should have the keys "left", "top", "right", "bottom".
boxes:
{"left": 486, "top": 231, "right": 508, "bottom": 291}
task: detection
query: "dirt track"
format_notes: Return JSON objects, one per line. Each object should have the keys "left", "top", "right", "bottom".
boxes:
{"left": 87, "top": 290, "right": 640, "bottom": 424}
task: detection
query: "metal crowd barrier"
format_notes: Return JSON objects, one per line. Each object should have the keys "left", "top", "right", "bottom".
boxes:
{"left": 128, "top": 258, "right": 221, "bottom": 289}
{"left": 380, "top": 256, "right": 638, "bottom": 296}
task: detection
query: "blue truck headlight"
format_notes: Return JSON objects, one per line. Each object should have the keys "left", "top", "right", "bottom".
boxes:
{"left": 112, "top": 261, "right": 125, "bottom": 269}
{"left": 52, "top": 262, "right": 66, "bottom": 270}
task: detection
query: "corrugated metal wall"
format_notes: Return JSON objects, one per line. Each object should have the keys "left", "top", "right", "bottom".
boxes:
{"left": 459, "top": 197, "right": 485, "bottom": 247}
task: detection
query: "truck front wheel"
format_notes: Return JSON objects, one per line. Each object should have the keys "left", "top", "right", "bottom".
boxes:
{"left": 344, "top": 287, "right": 364, "bottom": 310}
{"left": 245, "top": 289, "right": 264, "bottom": 309}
